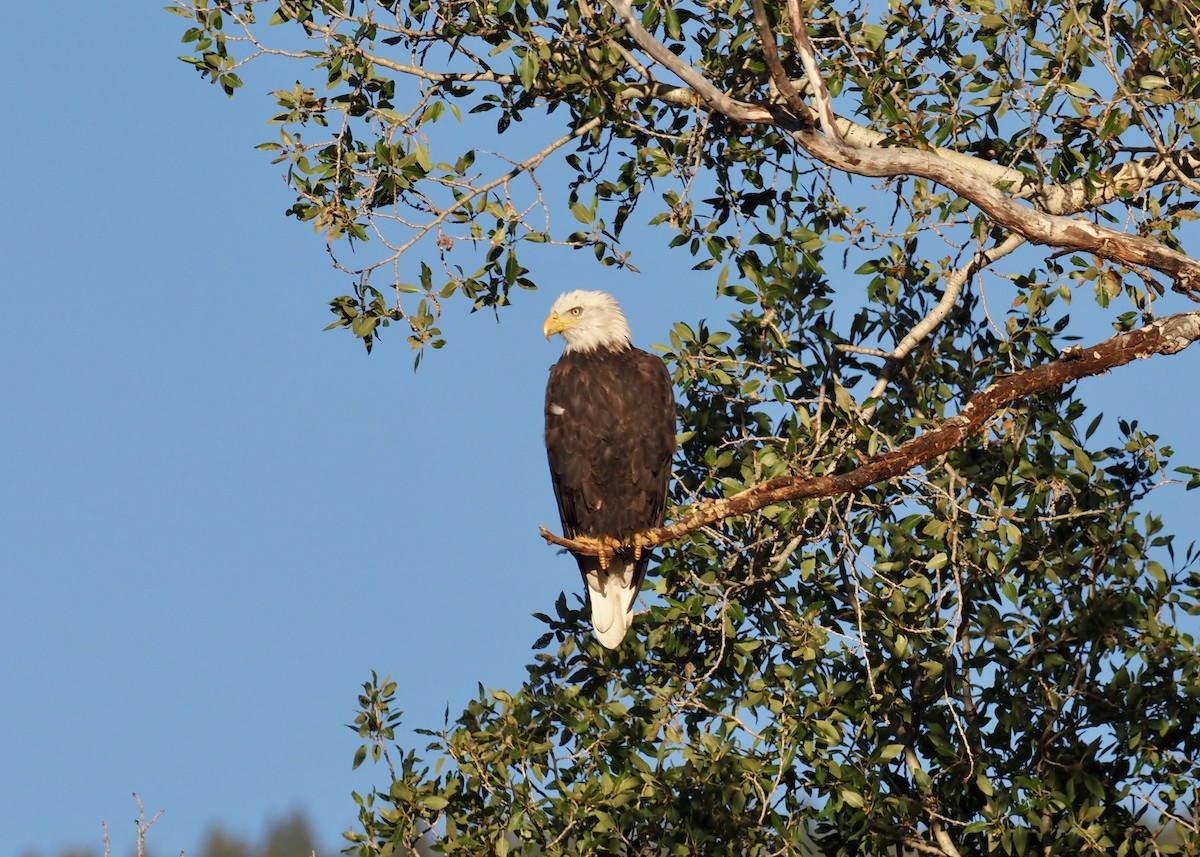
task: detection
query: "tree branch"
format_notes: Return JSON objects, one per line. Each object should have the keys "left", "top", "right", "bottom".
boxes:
{"left": 616, "top": 73, "right": 1200, "bottom": 219}
{"left": 601, "top": 0, "right": 1200, "bottom": 298}
{"left": 784, "top": 0, "right": 840, "bottom": 141}
{"left": 861, "top": 233, "right": 1026, "bottom": 419}
{"left": 361, "top": 10, "right": 1200, "bottom": 234}
{"left": 541, "top": 311, "right": 1200, "bottom": 557}
{"left": 794, "top": 127, "right": 1200, "bottom": 299}
{"left": 748, "top": 0, "right": 814, "bottom": 125}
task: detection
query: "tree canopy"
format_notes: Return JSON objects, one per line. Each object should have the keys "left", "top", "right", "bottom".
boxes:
{"left": 172, "top": 0, "right": 1200, "bottom": 854}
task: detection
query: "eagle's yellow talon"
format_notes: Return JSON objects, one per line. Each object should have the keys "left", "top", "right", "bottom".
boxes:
{"left": 632, "top": 532, "right": 647, "bottom": 562}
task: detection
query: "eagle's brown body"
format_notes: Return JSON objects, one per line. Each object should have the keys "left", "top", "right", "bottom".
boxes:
{"left": 543, "top": 291, "right": 676, "bottom": 648}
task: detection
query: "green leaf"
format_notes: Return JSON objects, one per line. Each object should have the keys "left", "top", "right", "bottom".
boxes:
{"left": 841, "top": 789, "right": 865, "bottom": 809}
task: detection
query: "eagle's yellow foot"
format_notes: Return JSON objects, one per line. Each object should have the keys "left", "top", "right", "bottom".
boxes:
{"left": 599, "top": 535, "right": 627, "bottom": 570}
{"left": 631, "top": 531, "right": 650, "bottom": 562}
{"left": 573, "top": 535, "right": 617, "bottom": 571}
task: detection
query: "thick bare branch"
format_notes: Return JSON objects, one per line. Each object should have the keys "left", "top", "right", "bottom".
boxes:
{"left": 541, "top": 311, "right": 1200, "bottom": 557}
{"left": 795, "top": 128, "right": 1200, "bottom": 298}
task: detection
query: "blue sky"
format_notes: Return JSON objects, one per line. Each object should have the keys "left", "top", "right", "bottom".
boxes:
{"left": 3, "top": 7, "right": 1198, "bottom": 857}
{"left": 1, "top": 8, "right": 697, "bottom": 855}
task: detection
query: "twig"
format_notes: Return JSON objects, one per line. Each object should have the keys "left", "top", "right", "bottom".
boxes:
{"left": 390, "top": 116, "right": 604, "bottom": 260}
{"left": 784, "top": 0, "right": 841, "bottom": 141}
{"left": 748, "top": 0, "right": 814, "bottom": 124}
{"left": 132, "top": 792, "right": 165, "bottom": 857}
{"left": 834, "top": 343, "right": 894, "bottom": 358}
{"left": 862, "top": 232, "right": 1026, "bottom": 418}
{"left": 603, "top": 0, "right": 772, "bottom": 123}
{"left": 365, "top": 53, "right": 516, "bottom": 86}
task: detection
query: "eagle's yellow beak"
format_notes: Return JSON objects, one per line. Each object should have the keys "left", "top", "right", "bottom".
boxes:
{"left": 543, "top": 311, "right": 576, "bottom": 340}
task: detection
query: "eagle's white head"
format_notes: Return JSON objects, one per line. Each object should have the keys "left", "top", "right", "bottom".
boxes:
{"left": 542, "top": 290, "right": 633, "bottom": 354}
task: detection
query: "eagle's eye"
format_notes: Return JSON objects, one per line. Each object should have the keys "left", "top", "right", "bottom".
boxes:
{"left": 569, "top": 307, "right": 583, "bottom": 316}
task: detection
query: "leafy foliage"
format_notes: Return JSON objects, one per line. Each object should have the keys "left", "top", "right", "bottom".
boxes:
{"left": 171, "top": 0, "right": 1200, "bottom": 853}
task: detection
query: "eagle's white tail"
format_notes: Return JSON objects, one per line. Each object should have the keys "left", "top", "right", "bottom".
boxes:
{"left": 584, "top": 559, "right": 637, "bottom": 649}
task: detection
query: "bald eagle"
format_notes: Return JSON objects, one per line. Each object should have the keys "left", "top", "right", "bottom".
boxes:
{"left": 543, "top": 290, "right": 676, "bottom": 648}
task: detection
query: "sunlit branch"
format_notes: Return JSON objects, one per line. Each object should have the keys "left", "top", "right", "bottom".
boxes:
{"left": 796, "top": 125, "right": 1200, "bottom": 298}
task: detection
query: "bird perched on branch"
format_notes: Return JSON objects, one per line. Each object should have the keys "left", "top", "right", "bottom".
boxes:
{"left": 543, "top": 290, "right": 676, "bottom": 648}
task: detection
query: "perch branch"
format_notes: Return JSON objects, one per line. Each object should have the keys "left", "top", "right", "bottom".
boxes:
{"left": 540, "top": 311, "right": 1200, "bottom": 557}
